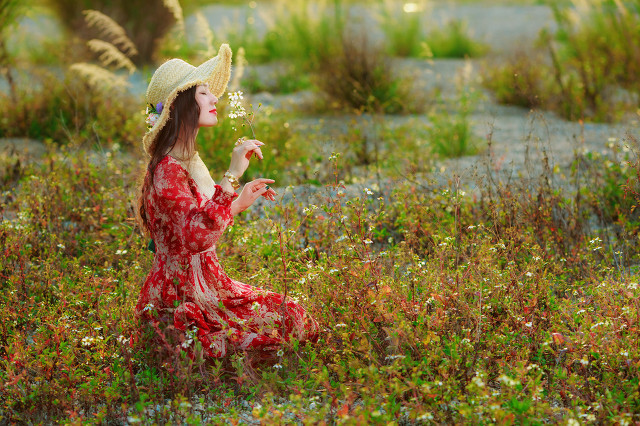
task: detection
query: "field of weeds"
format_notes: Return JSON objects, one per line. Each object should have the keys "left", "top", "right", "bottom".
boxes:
{"left": 1, "top": 0, "right": 639, "bottom": 424}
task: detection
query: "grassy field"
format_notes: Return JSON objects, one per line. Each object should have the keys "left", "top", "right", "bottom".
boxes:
{"left": 1, "top": 0, "right": 639, "bottom": 423}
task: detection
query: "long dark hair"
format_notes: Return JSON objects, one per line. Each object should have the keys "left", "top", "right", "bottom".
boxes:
{"left": 138, "top": 86, "right": 200, "bottom": 234}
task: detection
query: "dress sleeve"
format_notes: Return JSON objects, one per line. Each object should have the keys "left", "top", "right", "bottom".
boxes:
{"left": 153, "top": 159, "right": 237, "bottom": 253}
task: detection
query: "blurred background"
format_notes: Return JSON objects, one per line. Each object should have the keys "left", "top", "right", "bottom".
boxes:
{"left": 2, "top": 0, "right": 638, "bottom": 187}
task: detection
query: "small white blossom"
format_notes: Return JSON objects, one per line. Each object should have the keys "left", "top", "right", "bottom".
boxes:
{"left": 363, "top": 188, "right": 373, "bottom": 195}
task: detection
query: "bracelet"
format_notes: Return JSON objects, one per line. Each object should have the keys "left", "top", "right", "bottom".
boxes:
{"left": 223, "top": 171, "right": 241, "bottom": 190}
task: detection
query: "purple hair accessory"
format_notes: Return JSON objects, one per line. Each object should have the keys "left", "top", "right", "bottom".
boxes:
{"left": 156, "top": 102, "right": 163, "bottom": 113}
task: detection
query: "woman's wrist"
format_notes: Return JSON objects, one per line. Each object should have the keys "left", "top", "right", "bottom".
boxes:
{"left": 219, "top": 177, "right": 236, "bottom": 195}
{"left": 223, "top": 170, "right": 241, "bottom": 190}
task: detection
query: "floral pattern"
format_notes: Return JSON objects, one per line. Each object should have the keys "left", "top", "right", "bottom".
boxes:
{"left": 135, "top": 156, "right": 318, "bottom": 357}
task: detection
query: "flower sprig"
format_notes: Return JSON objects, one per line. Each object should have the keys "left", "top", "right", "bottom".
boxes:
{"left": 228, "top": 91, "right": 259, "bottom": 139}
{"left": 145, "top": 102, "right": 163, "bottom": 129}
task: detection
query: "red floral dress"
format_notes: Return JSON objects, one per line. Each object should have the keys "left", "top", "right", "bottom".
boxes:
{"left": 135, "top": 156, "right": 318, "bottom": 358}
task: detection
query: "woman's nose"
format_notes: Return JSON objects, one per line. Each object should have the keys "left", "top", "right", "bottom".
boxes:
{"left": 211, "top": 95, "right": 218, "bottom": 104}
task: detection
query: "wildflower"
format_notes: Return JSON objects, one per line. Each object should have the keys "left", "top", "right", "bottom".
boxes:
{"left": 142, "top": 303, "right": 155, "bottom": 312}
{"left": 179, "top": 401, "right": 192, "bottom": 409}
{"left": 127, "top": 416, "right": 142, "bottom": 424}
{"left": 467, "top": 225, "right": 476, "bottom": 230}
{"left": 417, "top": 412, "right": 434, "bottom": 421}
{"left": 471, "top": 375, "right": 485, "bottom": 388}
{"left": 363, "top": 187, "right": 373, "bottom": 195}
{"left": 628, "top": 282, "right": 638, "bottom": 290}
{"left": 329, "top": 269, "right": 339, "bottom": 274}
{"left": 335, "top": 235, "right": 348, "bottom": 243}
{"left": 620, "top": 350, "right": 629, "bottom": 357}
{"left": 273, "top": 364, "right": 283, "bottom": 369}
{"left": 385, "top": 354, "right": 406, "bottom": 361}
{"left": 335, "top": 323, "right": 347, "bottom": 328}
{"left": 525, "top": 322, "right": 533, "bottom": 328}
{"left": 277, "top": 349, "right": 284, "bottom": 357}
{"left": 363, "top": 239, "right": 373, "bottom": 244}
{"left": 497, "top": 374, "right": 518, "bottom": 387}
{"left": 116, "top": 249, "right": 128, "bottom": 255}
{"left": 567, "top": 419, "right": 580, "bottom": 426}
{"left": 579, "top": 358, "right": 589, "bottom": 366}
{"left": 57, "top": 244, "right": 65, "bottom": 249}
{"left": 525, "top": 272, "right": 533, "bottom": 278}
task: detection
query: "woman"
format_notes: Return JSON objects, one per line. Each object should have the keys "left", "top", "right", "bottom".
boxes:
{"left": 135, "top": 44, "right": 318, "bottom": 358}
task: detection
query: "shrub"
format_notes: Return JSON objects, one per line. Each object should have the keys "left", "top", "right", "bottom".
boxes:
{"left": 483, "top": 0, "right": 640, "bottom": 121}
{"left": 314, "top": 27, "right": 415, "bottom": 114}
{"left": 377, "top": 0, "right": 424, "bottom": 57}
{"left": 481, "top": 50, "right": 550, "bottom": 109}
{"left": 424, "top": 20, "right": 489, "bottom": 59}
{"left": 0, "top": 67, "right": 144, "bottom": 147}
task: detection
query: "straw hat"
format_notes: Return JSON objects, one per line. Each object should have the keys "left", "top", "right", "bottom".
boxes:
{"left": 142, "top": 44, "right": 232, "bottom": 155}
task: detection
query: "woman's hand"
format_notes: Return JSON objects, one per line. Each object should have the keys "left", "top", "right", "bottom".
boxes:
{"left": 228, "top": 139, "right": 264, "bottom": 177}
{"left": 230, "top": 178, "right": 276, "bottom": 215}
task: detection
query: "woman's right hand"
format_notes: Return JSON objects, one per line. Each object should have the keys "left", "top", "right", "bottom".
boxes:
{"left": 228, "top": 139, "right": 264, "bottom": 177}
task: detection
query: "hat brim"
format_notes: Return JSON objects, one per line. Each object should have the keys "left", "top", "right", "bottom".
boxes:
{"left": 142, "top": 44, "right": 232, "bottom": 156}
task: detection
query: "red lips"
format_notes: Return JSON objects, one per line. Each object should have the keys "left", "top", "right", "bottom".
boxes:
{"left": 210, "top": 108, "right": 217, "bottom": 115}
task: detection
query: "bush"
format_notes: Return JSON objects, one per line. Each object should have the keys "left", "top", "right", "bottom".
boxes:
{"left": 0, "top": 67, "right": 144, "bottom": 147}
{"left": 314, "top": 27, "right": 415, "bottom": 114}
{"left": 424, "top": 20, "right": 488, "bottom": 59}
{"left": 483, "top": 0, "right": 640, "bottom": 121}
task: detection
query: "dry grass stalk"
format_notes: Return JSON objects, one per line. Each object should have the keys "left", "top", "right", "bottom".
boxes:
{"left": 69, "top": 63, "right": 130, "bottom": 91}
{"left": 163, "top": 0, "right": 184, "bottom": 35}
{"left": 87, "top": 39, "right": 136, "bottom": 74}
{"left": 82, "top": 9, "right": 138, "bottom": 57}
{"left": 194, "top": 11, "right": 215, "bottom": 58}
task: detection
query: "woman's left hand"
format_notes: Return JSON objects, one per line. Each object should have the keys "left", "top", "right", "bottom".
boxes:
{"left": 230, "top": 178, "right": 277, "bottom": 215}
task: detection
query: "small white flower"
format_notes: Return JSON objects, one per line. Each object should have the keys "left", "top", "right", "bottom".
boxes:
{"left": 579, "top": 358, "right": 589, "bottom": 366}
{"left": 142, "top": 303, "right": 155, "bottom": 313}
{"left": 467, "top": 225, "right": 476, "bottom": 230}
{"left": 525, "top": 272, "right": 533, "bottom": 277}
{"left": 115, "top": 249, "right": 128, "bottom": 255}
{"left": 273, "top": 364, "right": 283, "bottom": 369}
{"left": 363, "top": 239, "right": 373, "bottom": 244}
{"left": 363, "top": 188, "right": 373, "bottom": 195}
{"left": 57, "top": 244, "right": 65, "bottom": 249}
{"left": 471, "top": 376, "right": 485, "bottom": 387}
{"left": 525, "top": 322, "right": 532, "bottom": 328}
{"left": 335, "top": 323, "right": 347, "bottom": 328}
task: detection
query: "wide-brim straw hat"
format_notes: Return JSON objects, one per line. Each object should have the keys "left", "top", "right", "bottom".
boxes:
{"left": 142, "top": 44, "right": 232, "bottom": 156}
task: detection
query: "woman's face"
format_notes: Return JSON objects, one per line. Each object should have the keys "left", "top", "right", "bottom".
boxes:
{"left": 195, "top": 84, "right": 218, "bottom": 127}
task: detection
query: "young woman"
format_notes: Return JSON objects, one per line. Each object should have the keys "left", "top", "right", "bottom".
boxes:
{"left": 135, "top": 44, "right": 318, "bottom": 358}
